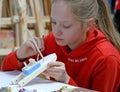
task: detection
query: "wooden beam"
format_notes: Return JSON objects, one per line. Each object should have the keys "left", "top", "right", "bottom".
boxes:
{"left": 17, "top": 0, "right": 28, "bottom": 45}
{"left": 28, "top": 0, "right": 35, "bottom": 16}
{"left": 43, "top": 0, "right": 51, "bottom": 16}
{"left": 9, "top": 0, "right": 20, "bottom": 47}
{"left": 0, "top": 16, "right": 50, "bottom": 26}
{"left": 33, "top": 0, "right": 43, "bottom": 37}
{"left": 0, "top": 0, "right": 3, "bottom": 29}
{"left": 0, "top": 0, "right": 3, "bottom": 17}
{"left": 0, "top": 49, "right": 12, "bottom": 56}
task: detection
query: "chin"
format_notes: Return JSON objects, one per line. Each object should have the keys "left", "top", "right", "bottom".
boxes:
{"left": 56, "top": 40, "right": 66, "bottom": 46}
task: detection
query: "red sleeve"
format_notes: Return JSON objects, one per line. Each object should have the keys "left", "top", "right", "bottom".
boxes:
{"left": 1, "top": 50, "right": 24, "bottom": 71}
{"left": 1, "top": 50, "right": 39, "bottom": 71}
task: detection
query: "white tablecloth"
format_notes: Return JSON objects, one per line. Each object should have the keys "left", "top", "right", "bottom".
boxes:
{"left": 0, "top": 70, "right": 76, "bottom": 92}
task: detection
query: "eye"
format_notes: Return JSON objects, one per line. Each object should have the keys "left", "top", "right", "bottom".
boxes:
{"left": 62, "top": 25, "right": 71, "bottom": 28}
{"left": 51, "top": 21, "right": 57, "bottom": 26}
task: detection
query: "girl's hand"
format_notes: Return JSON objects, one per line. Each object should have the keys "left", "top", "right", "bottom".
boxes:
{"left": 16, "top": 37, "right": 44, "bottom": 60}
{"left": 42, "top": 61, "right": 70, "bottom": 83}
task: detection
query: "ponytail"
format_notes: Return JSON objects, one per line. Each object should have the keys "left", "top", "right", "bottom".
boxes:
{"left": 97, "top": 0, "right": 120, "bottom": 52}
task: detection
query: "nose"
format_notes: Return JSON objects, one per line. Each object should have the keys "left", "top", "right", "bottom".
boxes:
{"left": 52, "top": 25, "right": 62, "bottom": 35}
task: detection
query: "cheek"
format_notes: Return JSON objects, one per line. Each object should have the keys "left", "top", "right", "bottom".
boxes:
{"left": 65, "top": 29, "right": 86, "bottom": 43}
{"left": 64, "top": 31, "right": 79, "bottom": 41}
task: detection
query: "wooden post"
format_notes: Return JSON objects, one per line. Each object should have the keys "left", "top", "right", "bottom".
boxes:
{"left": 33, "top": 0, "right": 45, "bottom": 37}
{"left": 28, "top": 0, "right": 35, "bottom": 16}
{"left": 14, "top": 0, "right": 20, "bottom": 47}
{"left": 17, "top": 0, "right": 28, "bottom": 45}
{"left": 0, "top": 0, "right": 3, "bottom": 17}
{"left": 9, "top": 0, "right": 20, "bottom": 47}
{"left": 43, "top": 0, "right": 51, "bottom": 16}
{"left": 0, "top": 0, "right": 3, "bottom": 29}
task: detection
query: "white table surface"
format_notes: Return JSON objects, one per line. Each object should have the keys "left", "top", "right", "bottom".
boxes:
{"left": 0, "top": 70, "right": 77, "bottom": 92}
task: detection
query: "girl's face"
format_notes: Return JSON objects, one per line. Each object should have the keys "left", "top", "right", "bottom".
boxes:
{"left": 51, "top": 2, "right": 89, "bottom": 50}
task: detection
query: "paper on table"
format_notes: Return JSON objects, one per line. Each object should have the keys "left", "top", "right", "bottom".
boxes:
{"left": 0, "top": 70, "right": 77, "bottom": 92}
{"left": 0, "top": 70, "right": 20, "bottom": 85}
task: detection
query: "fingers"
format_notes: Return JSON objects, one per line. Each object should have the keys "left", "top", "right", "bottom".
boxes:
{"left": 28, "top": 37, "right": 45, "bottom": 53}
{"left": 42, "top": 68, "right": 60, "bottom": 81}
{"left": 41, "top": 62, "right": 69, "bottom": 83}
{"left": 48, "top": 61, "right": 65, "bottom": 67}
{"left": 43, "top": 62, "right": 64, "bottom": 75}
{"left": 27, "top": 39, "right": 38, "bottom": 53}
{"left": 43, "top": 65, "right": 69, "bottom": 83}
{"left": 16, "top": 40, "right": 37, "bottom": 60}
{"left": 46, "top": 62, "right": 65, "bottom": 73}
{"left": 33, "top": 37, "right": 45, "bottom": 51}
{"left": 31, "top": 37, "right": 44, "bottom": 58}
{"left": 16, "top": 37, "right": 44, "bottom": 59}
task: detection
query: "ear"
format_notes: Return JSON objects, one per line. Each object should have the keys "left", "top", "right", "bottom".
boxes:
{"left": 87, "top": 18, "right": 95, "bottom": 30}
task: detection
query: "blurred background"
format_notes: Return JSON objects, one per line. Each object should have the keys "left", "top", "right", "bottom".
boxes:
{"left": 107, "top": 0, "right": 120, "bottom": 33}
{"left": 0, "top": 0, "right": 52, "bottom": 67}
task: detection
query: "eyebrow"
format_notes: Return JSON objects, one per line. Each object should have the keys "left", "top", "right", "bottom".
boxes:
{"left": 51, "top": 18, "right": 77, "bottom": 23}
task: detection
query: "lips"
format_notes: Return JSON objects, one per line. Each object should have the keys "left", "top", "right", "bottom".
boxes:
{"left": 55, "top": 37, "right": 63, "bottom": 41}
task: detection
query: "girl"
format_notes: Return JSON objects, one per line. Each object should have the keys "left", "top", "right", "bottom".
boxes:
{"left": 1, "top": 0, "right": 120, "bottom": 92}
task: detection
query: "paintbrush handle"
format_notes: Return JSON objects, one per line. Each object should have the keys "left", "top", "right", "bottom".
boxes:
{"left": 32, "top": 39, "right": 44, "bottom": 59}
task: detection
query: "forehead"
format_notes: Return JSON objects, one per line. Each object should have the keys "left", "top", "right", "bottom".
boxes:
{"left": 51, "top": 1, "right": 76, "bottom": 21}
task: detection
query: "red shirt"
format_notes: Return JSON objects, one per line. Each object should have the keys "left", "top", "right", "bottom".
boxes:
{"left": 1, "top": 27, "right": 120, "bottom": 92}
{"left": 116, "top": 0, "right": 120, "bottom": 9}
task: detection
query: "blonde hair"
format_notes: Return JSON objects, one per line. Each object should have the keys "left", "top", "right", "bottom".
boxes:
{"left": 52, "top": 0, "right": 120, "bottom": 52}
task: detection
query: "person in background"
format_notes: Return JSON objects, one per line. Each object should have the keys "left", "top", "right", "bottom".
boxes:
{"left": 107, "top": 0, "right": 114, "bottom": 13}
{"left": 114, "top": 0, "right": 120, "bottom": 32}
{"left": 111, "top": 0, "right": 116, "bottom": 14}
{"left": 1, "top": 0, "right": 120, "bottom": 92}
